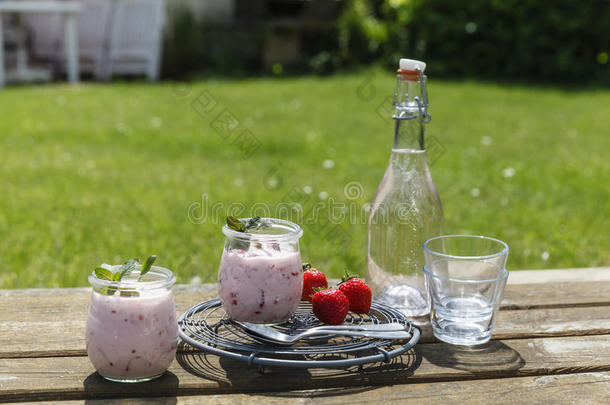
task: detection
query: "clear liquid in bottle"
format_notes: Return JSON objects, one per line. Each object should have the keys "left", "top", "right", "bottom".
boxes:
{"left": 366, "top": 59, "right": 443, "bottom": 318}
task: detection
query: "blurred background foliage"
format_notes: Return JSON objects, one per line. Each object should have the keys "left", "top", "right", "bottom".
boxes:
{"left": 2, "top": 1, "right": 609, "bottom": 288}
{"left": 163, "top": 0, "right": 610, "bottom": 83}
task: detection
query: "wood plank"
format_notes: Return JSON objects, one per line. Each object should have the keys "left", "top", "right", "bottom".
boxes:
{"left": 1, "top": 287, "right": 609, "bottom": 358}
{"left": 1, "top": 279, "right": 608, "bottom": 324}
{"left": 17, "top": 372, "right": 610, "bottom": 404}
{"left": 1, "top": 335, "right": 610, "bottom": 402}
{"left": 328, "top": 277, "right": 610, "bottom": 308}
{"left": 416, "top": 305, "right": 610, "bottom": 343}
{"left": 0, "top": 286, "right": 214, "bottom": 359}
{"left": 1, "top": 304, "right": 609, "bottom": 357}
{"left": 501, "top": 280, "right": 610, "bottom": 309}
{"left": 507, "top": 267, "right": 610, "bottom": 284}
{"left": 2, "top": 277, "right": 608, "bottom": 319}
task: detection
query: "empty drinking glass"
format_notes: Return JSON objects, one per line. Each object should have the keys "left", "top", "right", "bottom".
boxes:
{"left": 423, "top": 235, "right": 509, "bottom": 346}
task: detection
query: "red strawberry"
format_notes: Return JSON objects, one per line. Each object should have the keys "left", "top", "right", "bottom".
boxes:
{"left": 301, "top": 263, "right": 328, "bottom": 301}
{"left": 338, "top": 272, "right": 372, "bottom": 314}
{"left": 312, "top": 288, "right": 350, "bottom": 325}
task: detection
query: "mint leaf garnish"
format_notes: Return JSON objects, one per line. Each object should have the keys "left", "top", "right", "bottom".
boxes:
{"left": 120, "top": 289, "right": 139, "bottom": 297}
{"left": 100, "top": 287, "right": 115, "bottom": 295}
{"left": 93, "top": 256, "right": 158, "bottom": 296}
{"left": 139, "top": 255, "right": 156, "bottom": 280}
{"left": 226, "top": 217, "right": 271, "bottom": 251}
{"left": 245, "top": 217, "right": 271, "bottom": 233}
{"left": 227, "top": 216, "right": 270, "bottom": 233}
{"left": 226, "top": 216, "right": 249, "bottom": 250}
{"left": 119, "top": 258, "right": 139, "bottom": 279}
{"left": 227, "top": 216, "right": 246, "bottom": 232}
{"left": 244, "top": 216, "right": 262, "bottom": 230}
{"left": 94, "top": 267, "right": 114, "bottom": 281}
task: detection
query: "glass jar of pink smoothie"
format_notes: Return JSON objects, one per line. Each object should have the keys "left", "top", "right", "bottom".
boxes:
{"left": 86, "top": 265, "right": 178, "bottom": 383}
{"left": 218, "top": 218, "right": 303, "bottom": 324}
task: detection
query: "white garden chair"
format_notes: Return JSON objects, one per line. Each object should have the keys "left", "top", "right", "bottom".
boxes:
{"left": 73, "top": 0, "right": 113, "bottom": 79}
{"left": 22, "top": 12, "right": 62, "bottom": 63}
{"left": 24, "top": 0, "right": 112, "bottom": 79}
{"left": 23, "top": 0, "right": 165, "bottom": 81}
{"left": 106, "top": 0, "right": 165, "bottom": 81}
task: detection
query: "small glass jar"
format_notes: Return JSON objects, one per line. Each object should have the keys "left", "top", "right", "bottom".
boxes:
{"left": 86, "top": 265, "right": 178, "bottom": 383}
{"left": 218, "top": 218, "right": 303, "bottom": 324}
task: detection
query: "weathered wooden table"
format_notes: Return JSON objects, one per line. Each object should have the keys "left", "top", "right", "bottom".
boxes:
{"left": 1, "top": 267, "right": 609, "bottom": 403}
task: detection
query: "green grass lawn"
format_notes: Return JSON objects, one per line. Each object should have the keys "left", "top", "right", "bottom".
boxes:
{"left": 0, "top": 70, "right": 609, "bottom": 288}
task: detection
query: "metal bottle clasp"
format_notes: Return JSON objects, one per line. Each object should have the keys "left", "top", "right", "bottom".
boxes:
{"left": 393, "top": 67, "right": 431, "bottom": 124}
{"left": 415, "top": 68, "right": 431, "bottom": 124}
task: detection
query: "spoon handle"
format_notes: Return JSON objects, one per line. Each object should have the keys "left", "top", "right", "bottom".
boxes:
{"left": 304, "top": 329, "right": 411, "bottom": 340}
{"left": 307, "top": 323, "right": 406, "bottom": 332}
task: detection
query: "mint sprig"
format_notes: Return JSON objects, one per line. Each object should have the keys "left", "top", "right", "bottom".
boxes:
{"left": 139, "top": 255, "right": 156, "bottom": 280}
{"left": 227, "top": 216, "right": 270, "bottom": 233}
{"left": 226, "top": 216, "right": 271, "bottom": 250}
{"left": 119, "top": 259, "right": 139, "bottom": 279}
{"left": 227, "top": 216, "right": 246, "bottom": 232}
{"left": 93, "top": 255, "right": 157, "bottom": 296}
{"left": 94, "top": 267, "right": 114, "bottom": 281}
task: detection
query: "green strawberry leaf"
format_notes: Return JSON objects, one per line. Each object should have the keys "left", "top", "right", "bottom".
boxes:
{"left": 340, "top": 270, "right": 357, "bottom": 284}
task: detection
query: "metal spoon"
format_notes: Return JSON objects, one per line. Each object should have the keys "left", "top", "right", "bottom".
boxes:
{"left": 237, "top": 321, "right": 411, "bottom": 345}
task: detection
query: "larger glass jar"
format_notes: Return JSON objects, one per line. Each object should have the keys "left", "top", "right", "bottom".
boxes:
{"left": 86, "top": 265, "right": 178, "bottom": 383}
{"left": 218, "top": 218, "right": 303, "bottom": 324}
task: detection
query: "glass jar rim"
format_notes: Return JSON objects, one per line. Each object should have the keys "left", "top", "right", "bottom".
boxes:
{"left": 222, "top": 217, "right": 303, "bottom": 242}
{"left": 423, "top": 234, "right": 509, "bottom": 261}
{"left": 88, "top": 265, "right": 176, "bottom": 290}
{"left": 423, "top": 263, "right": 509, "bottom": 284}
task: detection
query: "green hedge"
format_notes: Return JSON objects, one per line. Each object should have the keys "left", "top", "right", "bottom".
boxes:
{"left": 338, "top": 0, "right": 610, "bottom": 83}
{"left": 162, "top": 1, "right": 609, "bottom": 82}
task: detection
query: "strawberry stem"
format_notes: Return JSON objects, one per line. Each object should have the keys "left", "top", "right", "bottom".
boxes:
{"left": 341, "top": 269, "right": 355, "bottom": 284}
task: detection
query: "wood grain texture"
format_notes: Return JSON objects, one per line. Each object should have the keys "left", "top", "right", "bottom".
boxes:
{"left": 1, "top": 283, "right": 609, "bottom": 358}
{"left": 2, "top": 279, "right": 608, "bottom": 321}
{"left": 17, "top": 372, "right": 610, "bottom": 404}
{"left": 416, "top": 305, "right": 610, "bottom": 343}
{"left": 0, "top": 286, "right": 215, "bottom": 359}
{"left": 507, "top": 267, "right": 610, "bottom": 284}
{"left": 501, "top": 281, "right": 610, "bottom": 309}
{"left": 1, "top": 335, "right": 609, "bottom": 402}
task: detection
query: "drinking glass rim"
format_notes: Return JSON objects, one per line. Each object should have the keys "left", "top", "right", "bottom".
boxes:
{"left": 222, "top": 217, "right": 303, "bottom": 242}
{"left": 423, "top": 234, "right": 509, "bottom": 260}
{"left": 423, "top": 263, "right": 509, "bottom": 284}
{"left": 88, "top": 265, "right": 176, "bottom": 290}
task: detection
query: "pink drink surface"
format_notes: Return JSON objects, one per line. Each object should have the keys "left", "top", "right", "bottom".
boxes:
{"left": 86, "top": 289, "right": 178, "bottom": 380}
{"left": 218, "top": 248, "right": 302, "bottom": 323}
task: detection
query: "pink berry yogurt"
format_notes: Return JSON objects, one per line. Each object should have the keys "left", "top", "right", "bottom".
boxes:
{"left": 218, "top": 218, "right": 304, "bottom": 324}
{"left": 218, "top": 248, "right": 302, "bottom": 323}
{"left": 86, "top": 266, "right": 178, "bottom": 382}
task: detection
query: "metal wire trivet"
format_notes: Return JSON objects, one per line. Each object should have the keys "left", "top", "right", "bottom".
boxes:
{"left": 178, "top": 298, "right": 421, "bottom": 369}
